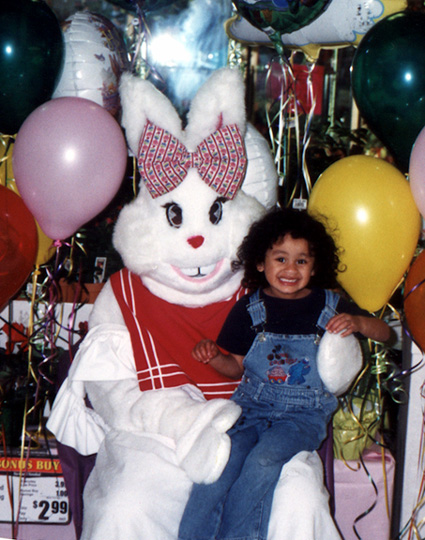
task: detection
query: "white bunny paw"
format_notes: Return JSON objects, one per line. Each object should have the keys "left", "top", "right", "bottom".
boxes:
{"left": 176, "top": 399, "right": 241, "bottom": 484}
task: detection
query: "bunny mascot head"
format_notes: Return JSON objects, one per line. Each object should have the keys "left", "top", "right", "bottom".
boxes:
{"left": 47, "top": 68, "right": 346, "bottom": 540}
{"left": 114, "top": 67, "right": 277, "bottom": 307}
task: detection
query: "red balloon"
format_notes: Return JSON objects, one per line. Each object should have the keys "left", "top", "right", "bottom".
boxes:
{"left": 404, "top": 250, "right": 425, "bottom": 351}
{"left": 0, "top": 186, "right": 38, "bottom": 311}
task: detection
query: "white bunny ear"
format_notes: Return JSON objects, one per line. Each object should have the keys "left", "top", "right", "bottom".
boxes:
{"left": 185, "top": 68, "right": 247, "bottom": 147}
{"left": 242, "top": 124, "right": 278, "bottom": 209}
{"left": 119, "top": 72, "right": 182, "bottom": 155}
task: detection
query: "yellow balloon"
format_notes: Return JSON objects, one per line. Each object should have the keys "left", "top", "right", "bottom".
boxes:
{"left": 35, "top": 222, "right": 56, "bottom": 266}
{"left": 308, "top": 155, "right": 420, "bottom": 312}
{"left": 0, "top": 138, "right": 19, "bottom": 195}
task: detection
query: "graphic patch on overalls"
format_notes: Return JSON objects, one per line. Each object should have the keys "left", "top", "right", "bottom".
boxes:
{"left": 266, "top": 344, "right": 311, "bottom": 385}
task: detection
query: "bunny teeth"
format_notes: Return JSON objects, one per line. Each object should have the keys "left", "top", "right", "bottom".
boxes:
{"left": 178, "top": 263, "right": 217, "bottom": 278}
{"left": 172, "top": 260, "right": 223, "bottom": 281}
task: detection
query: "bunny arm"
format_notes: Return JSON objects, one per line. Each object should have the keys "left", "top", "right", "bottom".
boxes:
{"left": 48, "top": 284, "right": 241, "bottom": 483}
{"left": 317, "top": 330, "right": 363, "bottom": 396}
{"left": 86, "top": 379, "right": 241, "bottom": 484}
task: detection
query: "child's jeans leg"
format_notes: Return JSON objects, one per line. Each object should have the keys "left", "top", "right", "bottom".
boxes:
{"left": 178, "top": 425, "right": 258, "bottom": 540}
{"left": 218, "top": 412, "right": 327, "bottom": 540}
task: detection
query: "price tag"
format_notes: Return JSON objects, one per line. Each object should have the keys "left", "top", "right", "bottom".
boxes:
{"left": 0, "top": 458, "right": 70, "bottom": 525}
{"left": 292, "top": 198, "right": 308, "bottom": 210}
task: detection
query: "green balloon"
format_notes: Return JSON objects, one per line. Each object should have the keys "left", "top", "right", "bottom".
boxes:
{"left": 0, "top": 0, "right": 64, "bottom": 135}
{"left": 352, "top": 11, "right": 425, "bottom": 173}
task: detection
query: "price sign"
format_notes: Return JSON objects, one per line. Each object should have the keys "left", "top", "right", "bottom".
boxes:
{"left": 0, "top": 457, "right": 70, "bottom": 525}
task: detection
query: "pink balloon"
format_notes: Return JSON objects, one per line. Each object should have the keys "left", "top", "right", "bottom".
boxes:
{"left": 13, "top": 97, "right": 128, "bottom": 240}
{"left": 410, "top": 126, "right": 425, "bottom": 219}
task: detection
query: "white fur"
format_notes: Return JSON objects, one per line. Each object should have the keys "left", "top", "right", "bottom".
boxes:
{"left": 113, "top": 175, "right": 264, "bottom": 306}
{"left": 120, "top": 68, "right": 247, "bottom": 156}
{"left": 48, "top": 68, "right": 344, "bottom": 540}
{"left": 120, "top": 73, "right": 182, "bottom": 155}
{"left": 317, "top": 331, "right": 363, "bottom": 396}
{"left": 114, "top": 68, "right": 276, "bottom": 307}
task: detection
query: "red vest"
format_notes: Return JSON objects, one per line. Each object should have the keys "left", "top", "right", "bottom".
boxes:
{"left": 110, "top": 268, "right": 243, "bottom": 400}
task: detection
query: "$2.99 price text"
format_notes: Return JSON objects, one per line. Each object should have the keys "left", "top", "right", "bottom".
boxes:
{"left": 32, "top": 499, "right": 69, "bottom": 521}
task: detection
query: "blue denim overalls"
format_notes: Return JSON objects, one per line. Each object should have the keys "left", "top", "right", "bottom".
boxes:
{"left": 179, "top": 289, "right": 339, "bottom": 540}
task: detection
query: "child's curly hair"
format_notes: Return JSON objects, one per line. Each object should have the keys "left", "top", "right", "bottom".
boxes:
{"left": 233, "top": 207, "right": 342, "bottom": 291}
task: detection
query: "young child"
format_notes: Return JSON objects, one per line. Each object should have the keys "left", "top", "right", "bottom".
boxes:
{"left": 178, "top": 207, "right": 390, "bottom": 540}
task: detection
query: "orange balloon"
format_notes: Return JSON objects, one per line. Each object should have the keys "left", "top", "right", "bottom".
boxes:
{"left": 404, "top": 250, "right": 425, "bottom": 351}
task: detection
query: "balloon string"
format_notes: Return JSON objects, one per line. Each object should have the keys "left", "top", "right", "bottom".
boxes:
{"left": 403, "top": 276, "right": 425, "bottom": 302}
{"left": 0, "top": 424, "right": 14, "bottom": 534}
{"left": 352, "top": 453, "right": 379, "bottom": 540}
{"left": 403, "top": 387, "right": 425, "bottom": 540}
{"left": 265, "top": 55, "right": 302, "bottom": 208}
{"left": 0, "top": 134, "right": 15, "bottom": 193}
{"left": 300, "top": 61, "right": 317, "bottom": 198}
{"left": 0, "top": 134, "right": 13, "bottom": 164}
{"left": 373, "top": 304, "right": 422, "bottom": 404}
{"left": 337, "top": 335, "right": 402, "bottom": 531}
{"left": 374, "top": 350, "right": 391, "bottom": 520}
{"left": 1, "top": 233, "right": 89, "bottom": 534}
{"left": 129, "top": 5, "right": 147, "bottom": 74}
{"left": 265, "top": 57, "right": 291, "bottom": 183}
{"left": 380, "top": 437, "right": 391, "bottom": 518}
{"left": 264, "top": 52, "right": 318, "bottom": 208}
{"left": 127, "top": 7, "right": 166, "bottom": 90}
{"left": 15, "top": 268, "right": 41, "bottom": 540}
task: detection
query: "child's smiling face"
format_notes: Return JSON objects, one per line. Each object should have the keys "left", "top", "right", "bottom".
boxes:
{"left": 257, "top": 234, "right": 315, "bottom": 300}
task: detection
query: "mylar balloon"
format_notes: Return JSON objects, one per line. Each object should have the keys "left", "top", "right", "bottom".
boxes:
{"left": 308, "top": 155, "right": 420, "bottom": 312}
{"left": 53, "top": 12, "right": 129, "bottom": 118}
{"left": 0, "top": 186, "right": 38, "bottom": 312}
{"left": 227, "top": 0, "right": 405, "bottom": 62}
{"left": 13, "top": 97, "right": 128, "bottom": 240}
{"left": 404, "top": 250, "right": 425, "bottom": 352}
{"left": 352, "top": 11, "right": 425, "bottom": 173}
{"left": 0, "top": 0, "right": 64, "bottom": 135}
{"left": 409, "top": 126, "right": 425, "bottom": 219}
{"left": 106, "top": 0, "right": 179, "bottom": 12}
{"left": 233, "top": 0, "right": 331, "bottom": 50}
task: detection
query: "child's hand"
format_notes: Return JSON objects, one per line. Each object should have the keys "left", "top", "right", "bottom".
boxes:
{"left": 325, "top": 313, "right": 361, "bottom": 337}
{"left": 192, "top": 339, "right": 220, "bottom": 364}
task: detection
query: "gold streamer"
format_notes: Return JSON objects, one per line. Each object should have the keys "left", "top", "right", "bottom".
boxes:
{"left": 264, "top": 52, "right": 319, "bottom": 209}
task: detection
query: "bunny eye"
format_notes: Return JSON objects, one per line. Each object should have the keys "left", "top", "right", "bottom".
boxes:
{"left": 164, "top": 202, "right": 183, "bottom": 228}
{"left": 209, "top": 197, "right": 227, "bottom": 225}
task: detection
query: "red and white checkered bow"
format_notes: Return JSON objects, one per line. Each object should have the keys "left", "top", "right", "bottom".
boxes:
{"left": 137, "top": 121, "right": 247, "bottom": 199}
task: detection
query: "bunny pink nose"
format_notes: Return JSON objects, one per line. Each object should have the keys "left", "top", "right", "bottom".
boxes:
{"left": 187, "top": 235, "right": 204, "bottom": 249}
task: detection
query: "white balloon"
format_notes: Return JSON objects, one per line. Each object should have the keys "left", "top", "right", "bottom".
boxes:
{"left": 227, "top": 0, "right": 406, "bottom": 59}
{"left": 53, "top": 11, "right": 130, "bottom": 117}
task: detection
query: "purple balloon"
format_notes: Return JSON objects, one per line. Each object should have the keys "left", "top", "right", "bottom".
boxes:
{"left": 13, "top": 97, "right": 128, "bottom": 240}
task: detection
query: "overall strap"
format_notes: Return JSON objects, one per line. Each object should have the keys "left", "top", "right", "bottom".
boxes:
{"left": 246, "top": 289, "right": 267, "bottom": 332}
{"left": 316, "top": 289, "right": 340, "bottom": 331}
